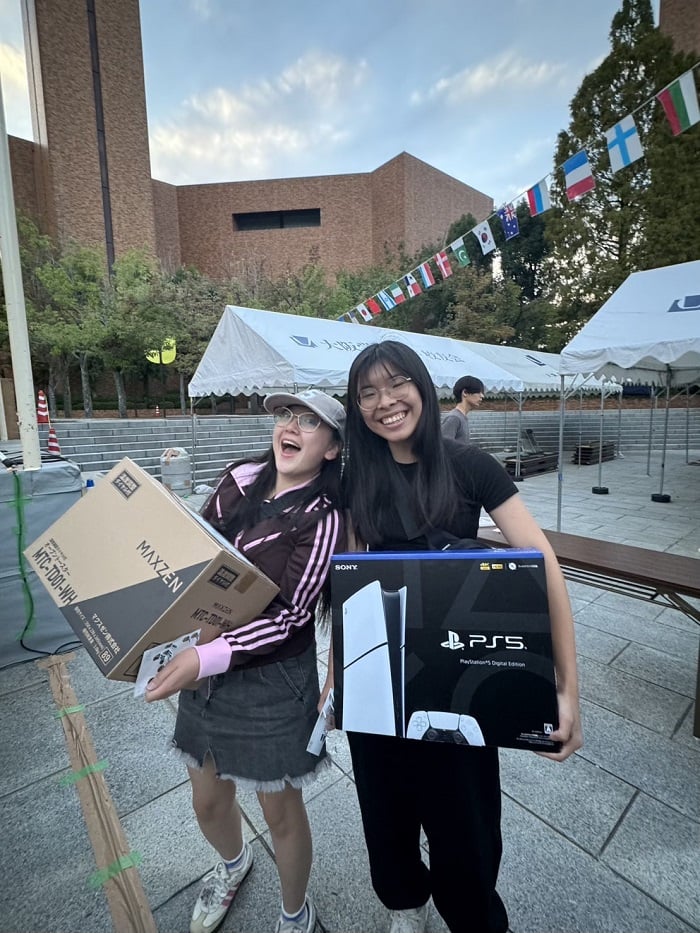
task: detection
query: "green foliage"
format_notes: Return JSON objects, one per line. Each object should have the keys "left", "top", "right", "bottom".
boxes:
{"left": 546, "top": 0, "right": 699, "bottom": 315}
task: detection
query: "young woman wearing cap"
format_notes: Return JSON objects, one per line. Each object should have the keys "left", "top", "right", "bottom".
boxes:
{"left": 336, "top": 341, "right": 581, "bottom": 933}
{"left": 146, "top": 389, "right": 346, "bottom": 933}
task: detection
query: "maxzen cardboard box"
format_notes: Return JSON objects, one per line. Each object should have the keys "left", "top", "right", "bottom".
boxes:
{"left": 331, "top": 549, "right": 560, "bottom": 752}
{"left": 24, "top": 457, "right": 279, "bottom": 681}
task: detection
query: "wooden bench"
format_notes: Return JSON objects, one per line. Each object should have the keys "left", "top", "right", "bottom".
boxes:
{"left": 503, "top": 452, "right": 558, "bottom": 478}
{"left": 478, "top": 527, "right": 700, "bottom": 737}
{"left": 573, "top": 441, "right": 616, "bottom": 465}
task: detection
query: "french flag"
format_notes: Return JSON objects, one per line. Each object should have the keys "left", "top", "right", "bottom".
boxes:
{"left": 563, "top": 150, "right": 596, "bottom": 201}
{"left": 526, "top": 179, "right": 551, "bottom": 217}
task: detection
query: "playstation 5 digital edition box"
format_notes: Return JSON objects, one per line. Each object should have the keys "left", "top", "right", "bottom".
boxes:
{"left": 331, "top": 549, "right": 560, "bottom": 752}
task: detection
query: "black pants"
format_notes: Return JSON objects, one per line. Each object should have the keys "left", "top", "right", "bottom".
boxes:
{"left": 348, "top": 732, "right": 509, "bottom": 933}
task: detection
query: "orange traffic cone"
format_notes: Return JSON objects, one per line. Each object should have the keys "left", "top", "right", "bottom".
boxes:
{"left": 37, "top": 390, "right": 49, "bottom": 423}
{"left": 47, "top": 426, "right": 61, "bottom": 456}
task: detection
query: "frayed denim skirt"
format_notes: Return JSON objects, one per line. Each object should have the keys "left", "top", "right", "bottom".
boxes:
{"left": 172, "top": 642, "right": 328, "bottom": 792}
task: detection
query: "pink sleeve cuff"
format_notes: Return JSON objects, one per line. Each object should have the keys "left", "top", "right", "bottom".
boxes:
{"left": 194, "top": 638, "right": 233, "bottom": 678}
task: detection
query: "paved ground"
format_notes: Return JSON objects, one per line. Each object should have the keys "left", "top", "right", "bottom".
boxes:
{"left": 1, "top": 448, "right": 698, "bottom": 933}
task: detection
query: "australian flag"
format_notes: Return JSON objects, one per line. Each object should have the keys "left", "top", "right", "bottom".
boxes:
{"left": 497, "top": 203, "right": 520, "bottom": 241}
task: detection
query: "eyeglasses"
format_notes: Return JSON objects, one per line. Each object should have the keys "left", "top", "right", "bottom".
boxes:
{"left": 357, "top": 375, "right": 413, "bottom": 411}
{"left": 273, "top": 407, "right": 323, "bottom": 432}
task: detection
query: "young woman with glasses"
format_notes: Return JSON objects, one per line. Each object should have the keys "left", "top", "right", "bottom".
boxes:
{"left": 146, "top": 389, "right": 346, "bottom": 933}
{"left": 336, "top": 341, "right": 581, "bottom": 933}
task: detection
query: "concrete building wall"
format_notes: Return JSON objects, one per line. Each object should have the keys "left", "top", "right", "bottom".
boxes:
{"left": 175, "top": 171, "right": 377, "bottom": 280}
{"left": 20, "top": 0, "right": 156, "bottom": 261}
{"left": 659, "top": 0, "right": 700, "bottom": 55}
{"left": 94, "top": 0, "right": 156, "bottom": 257}
{"left": 8, "top": 136, "right": 39, "bottom": 222}
{"left": 152, "top": 180, "right": 181, "bottom": 272}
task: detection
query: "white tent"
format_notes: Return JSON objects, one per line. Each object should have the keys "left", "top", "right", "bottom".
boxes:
{"left": 559, "top": 260, "right": 700, "bottom": 507}
{"left": 462, "top": 342, "right": 598, "bottom": 395}
{"left": 560, "top": 260, "right": 700, "bottom": 384}
{"left": 188, "top": 305, "right": 524, "bottom": 398}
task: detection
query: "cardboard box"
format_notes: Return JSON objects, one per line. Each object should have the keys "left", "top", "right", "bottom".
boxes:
{"left": 24, "top": 458, "right": 279, "bottom": 681}
{"left": 331, "top": 549, "right": 560, "bottom": 752}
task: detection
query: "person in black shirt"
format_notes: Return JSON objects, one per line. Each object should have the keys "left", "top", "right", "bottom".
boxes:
{"left": 330, "top": 341, "right": 581, "bottom": 933}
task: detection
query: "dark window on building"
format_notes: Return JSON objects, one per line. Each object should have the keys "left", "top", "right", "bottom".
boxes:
{"left": 233, "top": 209, "right": 321, "bottom": 231}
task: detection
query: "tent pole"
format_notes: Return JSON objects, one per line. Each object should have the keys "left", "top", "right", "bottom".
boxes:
{"left": 686, "top": 385, "right": 690, "bottom": 465}
{"left": 190, "top": 396, "right": 197, "bottom": 490}
{"left": 651, "top": 371, "right": 672, "bottom": 503}
{"left": 513, "top": 392, "right": 523, "bottom": 482}
{"left": 616, "top": 388, "right": 623, "bottom": 458}
{"left": 556, "top": 376, "right": 565, "bottom": 532}
{"left": 646, "top": 390, "right": 655, "bottom": 476}
{"left": 592, "top": 386, "right": 608, "bottom": 495}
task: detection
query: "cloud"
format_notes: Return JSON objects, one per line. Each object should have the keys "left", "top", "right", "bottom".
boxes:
{"left": 0, "top": 42, "right": 32, "bottom": 138}
{"left": 411, "top": 50, "right": 565, "bottom": 106}
{"left": 149, "top": 51, "right": 368, "bottom": 183}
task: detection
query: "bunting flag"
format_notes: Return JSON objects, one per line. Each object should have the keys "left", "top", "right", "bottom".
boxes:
{"left": 377, "top": 289, "right": 396, "bottom": 311}
{"left": 656, "top": 69, "right": 700, "bottom": 136}
{"left": 526, "top": 179, "right": 551, "bottom": 216}
{"left": 497, "top": 203, "right": 520, "bottom": 240}
{"left": 337, "top": 311, "right": 354, "bottom": 322}
{"left": 449, "top": 236, "right": 470, "bottom": 267}
{"left": 389, "top": 282, "right": 406, "bottom": 303}
{"left": 563, "top": 149, "right": 596, "bottom": 200}
{"left": 418, "top": 261, "right": 435, "bottom": 288}
{"left": 336, "top": 64, "right": 699, "bottom": 327}
{"left": 435, "top": 250, "right": 453, "bottom": 279}
{"left": 404, "top": 272, "right": 422, "bottom": 297}
{"left": 473, "top": 220, "right": 496, "bottom": 255}
{"left": 605, "top": 114, "right": 644, "bottom": 172}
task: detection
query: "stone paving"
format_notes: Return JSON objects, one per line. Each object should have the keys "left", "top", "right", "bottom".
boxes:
{"left": 0, "top": 449, "right": 698, "bottom": 933}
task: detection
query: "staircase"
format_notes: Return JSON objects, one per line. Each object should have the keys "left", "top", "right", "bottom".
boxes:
{"left": 38, "top": 407, "right": 700, "bottom": 488}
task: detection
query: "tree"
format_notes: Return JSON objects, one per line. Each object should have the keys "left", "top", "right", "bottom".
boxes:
{"left": 546, "top": 0, "right": 699, "bottom": 318}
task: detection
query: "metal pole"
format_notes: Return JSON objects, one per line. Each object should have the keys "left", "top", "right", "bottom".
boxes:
{"left": 0, "top": 76, "right": 41, "bottom": 469}
{"left": 556, "top": 376, "right": 565, "bottom": 531}
{"left": 651, "top": 371, "right": 672, "bottom": 503}
{"left": 592, "top": 386, "right": 608, "bottom": 494}
{"left": 646, "top": 390, "right": 655, "bottom": 476}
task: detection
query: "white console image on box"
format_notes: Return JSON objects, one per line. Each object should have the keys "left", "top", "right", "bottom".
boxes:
{"left": 341, "top": 580, "right": 407, "bottom": 736}
{"left": 406, "top": 710, "right": 485, "bottom": 746}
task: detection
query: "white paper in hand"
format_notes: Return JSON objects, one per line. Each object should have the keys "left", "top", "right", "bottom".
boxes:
{"left": 133, "top": 629, "right": 201, "bottom": 698}
{"left": 306, "top": 689, "right": 334, "bottom": 756}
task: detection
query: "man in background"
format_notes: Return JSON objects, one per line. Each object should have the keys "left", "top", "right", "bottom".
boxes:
{"left": 441, "top": 375, "right": 485, "bottom": 445}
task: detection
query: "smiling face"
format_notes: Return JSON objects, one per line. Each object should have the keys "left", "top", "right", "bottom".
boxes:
{"left": 271, "top": 405, "right": 341, "bottom": 492}
{"left": 356, "top": 363, "right": 423, "bottom": 462}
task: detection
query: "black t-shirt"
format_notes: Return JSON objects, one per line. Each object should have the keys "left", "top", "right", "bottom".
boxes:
{"left": 378, "top": 439, "right": 518, "bottom": 551}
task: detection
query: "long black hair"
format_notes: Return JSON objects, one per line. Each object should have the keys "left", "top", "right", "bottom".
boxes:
{"left": 343, "top": 340, "right": 456, "bottom": 547}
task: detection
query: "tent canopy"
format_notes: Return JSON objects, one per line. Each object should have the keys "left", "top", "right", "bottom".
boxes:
{"left": 188, "top": 306, "right": 524, "bottom": 398}
{"left": 460, "top": 341, "right": 614, "bottom": 395}
{"left": 560, "top": 260, "right": 700, "bottom": 385}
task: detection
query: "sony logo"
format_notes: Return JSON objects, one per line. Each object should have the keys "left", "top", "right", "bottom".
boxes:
{"left": 469, "top": 635, "right": 526, "bottom": 650}
{"left": 335, "top": 563, "right": 359, "bottom": 571}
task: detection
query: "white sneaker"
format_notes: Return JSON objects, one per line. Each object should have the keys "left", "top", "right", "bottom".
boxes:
{"left": 274, "top": 897, "right": 317, "bottom": 932}
{"left": 389, "top": 902, "right": 429, "bottom": 933}
{"left": 190, "top": 843, "right": 254, "bottom": 933}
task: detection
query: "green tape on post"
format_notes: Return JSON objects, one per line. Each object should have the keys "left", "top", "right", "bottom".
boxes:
{"left": 89, "top": 852, "right": 143, "bottom": 889}
{"left": 59, "top": 759, "right": 109, "bottom": 786}
{"left": 53, "top": 704, "right": 86, "bottom": 719}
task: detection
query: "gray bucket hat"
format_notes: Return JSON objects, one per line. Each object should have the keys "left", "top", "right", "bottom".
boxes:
{"left": 263, "top": 389, "right": 346, "bottom": 440}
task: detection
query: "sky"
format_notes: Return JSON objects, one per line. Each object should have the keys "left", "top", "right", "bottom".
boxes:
{"left": 0, "top": 0, "right": 661, "bottom": 207}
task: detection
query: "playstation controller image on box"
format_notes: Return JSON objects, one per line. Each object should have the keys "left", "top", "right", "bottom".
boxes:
{"left": 331, "top": 549, "right": 560, "bottom": 752}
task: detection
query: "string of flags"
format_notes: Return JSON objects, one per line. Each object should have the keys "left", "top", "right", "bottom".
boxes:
{"left": 337, "top": 63, "right": 700, "bottom": 325}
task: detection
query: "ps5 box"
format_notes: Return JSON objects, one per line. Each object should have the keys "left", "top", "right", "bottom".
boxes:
{"left": 331, "top": 549, "right": 560, "bottom": 752}
{"left": 24, "top": 457, "right": 279, "bottom": 682}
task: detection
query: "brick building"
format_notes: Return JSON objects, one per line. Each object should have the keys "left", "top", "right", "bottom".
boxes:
{"left": 8, "top": 0, "right": 492, "bottom": 279}
{"left": 7, "top": 0, "right": 698, "bottom": 281}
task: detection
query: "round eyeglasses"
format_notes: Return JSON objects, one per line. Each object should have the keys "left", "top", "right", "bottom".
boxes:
{"left": 273, "top": 407, "right": 323, "bottom": 432}
{"left": 357, "top": 375, "right": 413, "bottom": 411}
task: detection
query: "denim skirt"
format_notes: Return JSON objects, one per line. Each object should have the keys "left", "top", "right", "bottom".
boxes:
{"left": 172, "top": 642, "right": 329, "bottom": 792}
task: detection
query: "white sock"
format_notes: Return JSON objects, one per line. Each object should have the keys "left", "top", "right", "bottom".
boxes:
{"left": 223, "top": 844, "right": 246, "bottom": 873}
{"left": 281, "top": 898, "right": 308, "bottom": 923}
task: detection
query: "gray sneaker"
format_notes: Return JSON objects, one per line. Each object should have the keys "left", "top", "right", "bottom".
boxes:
{"left": 190, "top": 843, "right": 254, "bottom": 933}
{"left": 274, "top": 897, "right": 317, "bottom": 933}
{"left": 389, "top": 902, "right": 429, "bottom": 933}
